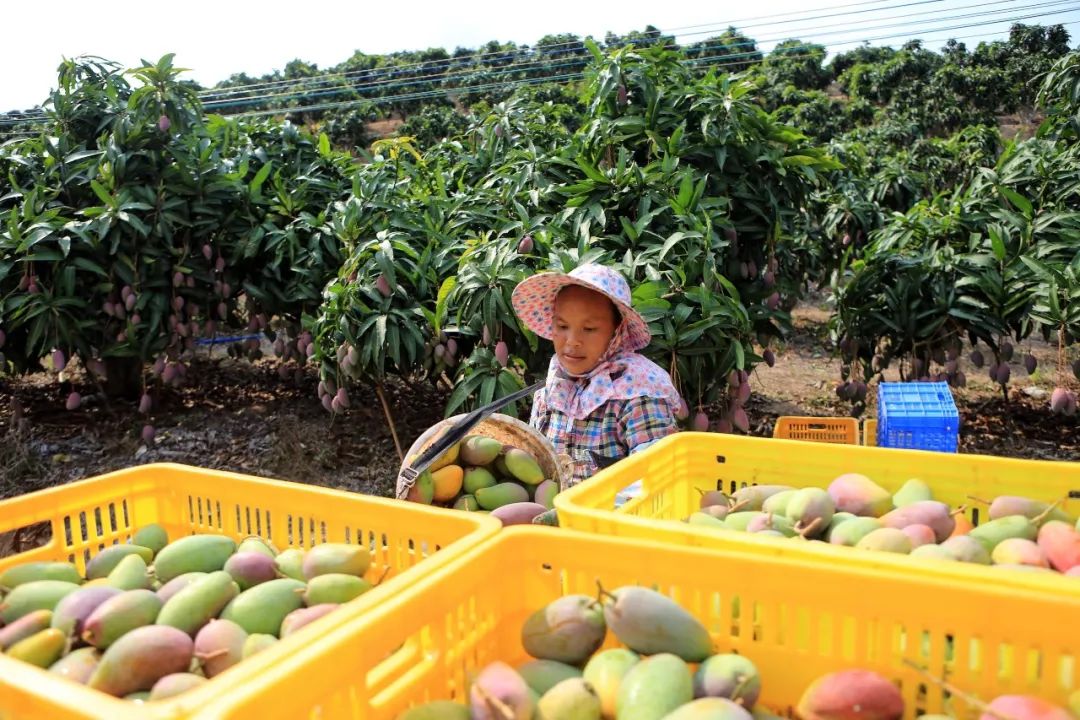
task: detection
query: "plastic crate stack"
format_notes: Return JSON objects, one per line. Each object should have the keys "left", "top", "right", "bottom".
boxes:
{"left": 876, "top": 381, "right": 960, "bottom": 452}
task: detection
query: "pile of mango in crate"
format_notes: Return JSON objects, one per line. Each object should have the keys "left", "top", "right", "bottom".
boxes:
{"left": 403, "top": 434, "right": 559, "bottom": 525}
{"left": 399, "top": 584, "right": 1079, "bottom": 719}
{"left": 0, "top": 525, "right": 375, "bottom": 702}
{"left": 686, "top": 474, "right": 1080, "bottom": 574}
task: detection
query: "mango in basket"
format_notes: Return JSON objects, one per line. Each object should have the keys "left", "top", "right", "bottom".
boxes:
{"left": 796, "top": 669, "right": 902, "bottom": 720}
{"left": 461, "top": 436, "right": 503, "bottom": 466}
{"left": 598, "top": 584, "right": 712, "bottom": 663}
{"left": 583, "top": 648, "right": 639, "bottom": 718}
{"left": 0, "top": 561, "right": 82, "bottom": 590}
{"left": 152, "top": 534, "right": 237, "bottom": 583}
{"left": 0, "top": 580, "right": 81, "bottom": 624}
{"left": 88, "top": 625, "right": 194, "bottom": 697}
{"left": 616, "top": 652, "right": 693, "bottom": 720}
{"left": 476, "top": 482, "right": 530, "bottom": 510}
{"left": 522, "top": 595, "right": 606, "bottom": 666}
{"left": 398, "top": 700, "right": 471, "bottom": 719}
{"left": 405, "top": 469, "right": 435, "bottom": 504}
{"left": 432, "top": 465, "right": 464, "bottom": 502}
{"left": 665, "top": 698, "right": 753, "bottom": 720}
{"left": 536, "top": 677, "right": 601, "bottom": 719}
{"left": 464, "top": 467, "right": 498, "bottom": 494}
{"left": 470, "top": 661, "right": 535, "bottom": 720}
{"left": 505, "top": 447, "right": 545, "bottom": 485}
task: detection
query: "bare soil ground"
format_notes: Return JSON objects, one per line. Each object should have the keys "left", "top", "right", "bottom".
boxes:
{"left": 1, "top": 297, "right": 1077, "bottom": 501}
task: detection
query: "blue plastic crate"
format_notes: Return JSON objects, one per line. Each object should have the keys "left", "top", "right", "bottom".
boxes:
{"left": 876, "top": 381, "right": 960, "bottom": 452}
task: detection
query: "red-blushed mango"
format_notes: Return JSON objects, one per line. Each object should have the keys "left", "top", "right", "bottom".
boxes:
{"left": 0, "top": 609, "right": 54, "bottom": 650}
{"left": 85, "top": 545, "right": 154, "bottom": 580}
{"left": 156, "top": 572, "right": 208, "bottom": 604}
{"left": 51, "top": 586, "right": 122, "bottom": 638}
{"left": 224, "top": 551, "right": 277, "bottom": 591}
{"left": 583, "top": 648, "right": 639, "bottom": 719}
{"left": 406, "top": 470, "right": 435, "bottom": 504}
{"left": 881, "top": 501, "right": 955, "bottom": 542}
{"left": 82, "top": 589, "right": 163, "bottom": 649}
{"left": 988, "top": 496, "right": 1070, "bottom": 526}
{"left": 522, "top": 595, "right": 606, "bottom": 666}
{"left": 900, "top": 524, "right": 936, "bottom": 549}
{"left": 470, "top": 662, "right": 535, "bottom": 720}
{"left": 151, "top": 534, "right": 237, "bottom": 583}
{"left": 49, "top": 646, "right": 101, "bottom": 684}
{"left": 88, "top": 625, "right": 194, "bottom": 697}
{"left": 281, "top": 604, "right": 339, "bottom": 638}
{"left": 149, "top": 672, "right": 207, "bottom": 701}
{"left": 1037, "top": 521, "right": 1080, "bottom": 573}
{"left": 699, "top": 490, "right": 729, "bottom": 510}
{"left": 980, "top": 695, "right": 1073, "bottom": 720}
{"left": 991, "top": 538, "right": 1049, "bottom": 568}
{"left": 796, "top": 669, "right": 903, "bottom": 720}
{"left": 536, "top": 677, "right": 601, "bottom": 720}
{"left": 732, "top": 485, "right": 793, "bottom": 512}
{"left": 236, "top": 536, "right": 278, "bottom": 559}
{"left": 7, "top": 627, "right": 67, "bottom": 668}
{"left": 194, "top": 619, "right": 247, "bottom": 678}
{"left": 534, "top": 480, "right": 559, "bottom": 510}
{"left": 827, "top": 473, "right": 892, "bottom": 518}
{"left": 492, "top": 502, "right": 549, "bottom": 526}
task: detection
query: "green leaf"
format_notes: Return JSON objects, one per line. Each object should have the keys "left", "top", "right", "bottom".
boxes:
{"left": 999, "top": 187, "right": 1033, "bottom": 218}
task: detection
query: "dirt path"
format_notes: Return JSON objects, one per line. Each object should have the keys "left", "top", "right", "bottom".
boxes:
{"left": 1, "top": 299, "right": 1077, "bottom": 499}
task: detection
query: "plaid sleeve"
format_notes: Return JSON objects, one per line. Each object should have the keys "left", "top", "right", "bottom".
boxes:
{"left": 619, "top": 396, "right": 678, "bottom": 454}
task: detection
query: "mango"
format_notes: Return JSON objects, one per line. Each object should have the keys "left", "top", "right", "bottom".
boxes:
{"left": 86, "top": 544, "right": 154, "bottom": 580}
{"left": 828, "top": 517, "right": 882, "bottom": 547}
{"left": 616, "top": 653, "right": 693, "bottom": 720}
{"left": 725, "top": 512, "right": 763, "bottom": 532}
{"left": 987, "top": 496, "right": 1070, "bottom": 526}
{"left": 126, "top": 691, "right": 151, "bottom": 703}
{"left": 663, "top": 698, "right": 754, "bottom": 720}
{"left": 746, "top": 513, "right": 796, "bottom": 537}
{"left": 224, "top": 551, "right": 277, "bottom": 590}
{"left": 454, "top": 495, "right": 480, "bottom": 512}
{"left": 940, "top": 535, "right": 991, "bottom": 564}
{"left": 194, "top": 619, "right": 248, "bottom": 677}
{"left": 460, "top": 436, "right": 502, "bottom": 466}
{"left": 689, "top": 513, "right": 728, "bottom": 529}
{"left": 274, "top": 549, "right": 306, "bottom": 581}
{"left": 89, "top": 625, "right": 194, "bottom": 697}
{"left": 106, "top": 553, "right": 153, "bottom": 590}
{"left": 0, "top": 580, "right": 80, "bottom": 624}
{"left": 242, "top": 633, "right": 278, "bottom": 658}
{"left": 1, "top": 609, "right": 53, "bottom": 650}
{"left": 534, "top": 480, "right": 559, "bottom": 510}
{"left": 881, "top": 501, "right": 955, "bottom": 542}
{"left": 157, "top": 570, "right": 240, "bottom": 636}
{"left": 950, "top": 514, "right": 974, "bottom": 537}
{"left": 522, "top": 594, "right": 606, "bottom": 666}
{"left": 470, "top": 661, "right": 535, "bottom": 720}
{"left": 827, "top": 473, "right": 892, "bottom": 517}
{"left": 157, "top": 572, "right": 209, "bottom": 603}
{"left": 761, "top": 489, "right": 797, "bottom": 516}
{"left": 910, "top": 544, "right": 955, "bottom": 561}
{"left": 785, "top": 488, "right": 835, "bottom": 538}
{"left": 1037, "top": 521, "right": 1080, "bottom": 572}
{"left": 221, "top": 578, "right": 305, "bottom": 636}
{"left": 900, "top": 524, "right": 936, "bottom": 548}
{"left": 83, "top": 588, "right": 163, "bottom": 648}
{"left": 406, "top": 470, "right": 435, "bottom": 504}
{"left": 0, "top": 561, "right": 81, "bottom": 590}
{"left": 132, "top": 524, "right": 169, "bottom": 556}
{"left": 699, "top": 490, "right": 729, "bottom": 509}
{"left": 693, "top": 653, "right": 761, "bottom": 707}
{"left": 969, "top": 515, "right": 1037, "bottom": 552}
{"left": 49, "top": 646, "right": 101, "bottom": 684}
{"left": 149, "top": 672, "right": 207, "bottom": 700}
{"left": 855, "top": 528, "right": 912, "bottom": 554}
{"left": 7, "top": 628, "right": 67, "bottom": 668}
{"left": 533, "top": 509, "right": 560, "bottom": 527}
{"left": 991, "top": 538, "right": 1049, "bottom": 568}
{"left": 892, "top": 478, "right": 932, "bottom": 507}
{"left": 152, "top": 534, "right": 237, "bottom": 583}
{"left": 731, "top": 485, "right": 793, "bottom": 511}
{"left": 537, "top": 677, "right": 601, "bottom": 720}
{"left": 826, "top": 512, "right": 857, "bottom": 533}
{"left": 476, "top": 482, "right": 530, "bottom": 510}
{"left": 304, "top": 573, "right": 372, "bottom": 605}
{"left": 518, "top": 659, "right": 583, "bottom": 696}
{"left": 601, "top": 585, "right": 711, "bottom": 663}
{"left": 464, "top": 467, "right": 498, "bottom": 494}
{"left": 237, "top": 536, "right": 279, "bottom": 559}
{"left": 505, "top": 448, "right": 545, "bottom": 485}
{"left": 281, "top": 604, "right": 339, "bottom": 638}
{"left": 701, "top": 504, "right": 733, "bottom": 521}
{"left": 492, "top": 502, "right": 549, "bottom": 526}
{"left": 980, "top": 695, "right": 1073, "bottom": 720}
{"left": 302, "top": 543, "right": 371, "bottom": 580}
{"left": 583, "top": 648, "right": 639, "bottom": 719}
{"left": 51, "top": 586, "right": 122, "bottom": 638}
{"left": 398, "top": 701, "right": 471, "bottom": 720}
{"left": 432, "top": 465, "right": 465, "bottom": 502}
{"left": 796, "top": 669, "right": 903, "bottom": 720}
{"left": 428, "top": 436, "right": 461, "bottom": 472}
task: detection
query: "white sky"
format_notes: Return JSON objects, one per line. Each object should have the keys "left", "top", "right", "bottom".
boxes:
{"left": 2, "top": 0, "right": 1078, "bottom": 111}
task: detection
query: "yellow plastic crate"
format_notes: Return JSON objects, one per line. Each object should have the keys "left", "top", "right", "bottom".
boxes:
{"left": 864, "top": 418, "right": 878, "bottom": 446}
{"left": 554, "top": 432, "right": 1080, "bottom": 593}
{"left": 0, "top": 463, "right": 500, "bottom": 720}
{"left": 773, "top": 416, "right": 859, "bottom": 444}
{"left": 194, "top": 527, "right": 1080, "bottom": 720}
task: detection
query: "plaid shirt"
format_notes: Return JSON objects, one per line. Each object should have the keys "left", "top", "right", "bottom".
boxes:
{"left": 530, "top": 385, "right": 679, "bottom": 486}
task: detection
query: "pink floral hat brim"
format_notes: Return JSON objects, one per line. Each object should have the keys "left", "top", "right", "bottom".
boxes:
{"left": 511, "top": 266, "right": 651, "bottom": 352}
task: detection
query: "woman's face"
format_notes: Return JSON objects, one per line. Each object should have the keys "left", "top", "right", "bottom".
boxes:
{"left": 552, "top": 285, "right": 620, "bottom": 375}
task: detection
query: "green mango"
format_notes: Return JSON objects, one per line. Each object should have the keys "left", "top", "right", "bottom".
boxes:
{"left": 504, "top": 448, "right": 545, "bottom": 485}
{"left": 969, "top": 515, "right": 1038, "bottom": 552}
{"left": 237, "top": 536, "right": 279, "bottom": 559}
{"left": 242, "top": 633, "right": 278, "bottom": 658}
{"left": 82, "top": 589, "right": 162, "bottom": 649}
{"left": 460, "top": 436, "right": 502, "bottom": 466}
{"left": 521, "top": 595, "right": 606, "bottom": 666}
{"left": 600, "top": 585, "right": 711, "bottom": 663}
{"left": 220, "top": 578, "right": 305, "bottom": 637}
{"left": 784, "top": 487, "right": 835, "bottom": 538}
{"left": 106, "top": 553, "right": 153, "bottom": 591}
{"left": 0, "top": 580, "right": 80, "bottom": 624}
{"left": 132, "top": 524, "right": 170, "bottom": 556}
{"left": 0, "top": 561, "right": 81, "bottom": 590}
{"left": 152, "top": 535, "right": 237, "bottom": 583}
{"left": 693, "top": 653, "right": 762, "bottom": 707}
{"left": 1, "top": 609, "right": 54, "bottom": 650}
{"left": 302, "top": 543, "right": 370, "bottom": 580}
{"left": 536, "top": 677, "right": 602, "bottom": 720}
{"left": 828, "top": 517, "right": 883, "bottom": 547}
{"left": 85, "top": 545, "right": 154, "bottom": 580}
{"left": 476, "top": 482, "right": 530, "bottom": 510}
{"left": 892, "top": 478, "right": 933, "bottom": 507}
{"left": 583, "top": 648, "right": 639, "bottom": 719}
{"left": 49, "top": 646, "right": 102, "bottom": 684}
{"left": 664, "top": 698, "right": 754, "bottom": 720}
{"left": 274, "top": 549, "right": 306, "bottom": 581}
{"left": 303, "top": 573, "right": 372, "bottom": 605}
{"left": 730, "top": 485, "right": 793, "bottom": 512}
{"left": 157, "top": 571, "right": 240, "bottom": 637}
{"left": 616, "top": 653, "right": 693, "bottom": 720}
{"left": 149, "top": 672, "right": 207, "bottom": 700}
{"left": 518, "top": 659, "right": 583, "bottom": 696}
{"left": 760, "top": 489, "right": 797, "bottom": 516}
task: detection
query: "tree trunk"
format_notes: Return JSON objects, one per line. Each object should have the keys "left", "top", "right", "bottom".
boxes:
{"left": 103, "top": 357, "right": 143, "bottom": 400}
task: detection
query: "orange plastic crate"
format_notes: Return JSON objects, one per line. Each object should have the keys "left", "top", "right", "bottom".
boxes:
{"left": 196, "top": 527, "right": 1080, "bottom": 720}
{"left": 773, "top": 416, "right": 859, "bottom": 444}
{"left": 0, "top": 463, "right": 500, "bottom": 719}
